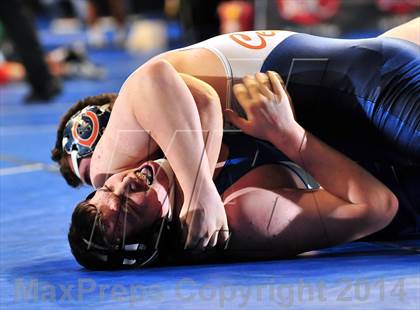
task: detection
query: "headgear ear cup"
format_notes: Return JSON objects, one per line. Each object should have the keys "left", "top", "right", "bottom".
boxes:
{"left": 82, "top": 210, "right": 173, "bottom": 268}
{"left": 71, "top": 150, "right": 81, "bottom": 179}
{"left": 62, "top": 104, "right": 111, "bottom": 182}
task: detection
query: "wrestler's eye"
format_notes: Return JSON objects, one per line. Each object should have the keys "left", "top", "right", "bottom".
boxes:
{"left": 136, "top": 167, "right": 153, "bottom": 186}
{"left": 98, "top": 185, "right": 112, "bottom": 192}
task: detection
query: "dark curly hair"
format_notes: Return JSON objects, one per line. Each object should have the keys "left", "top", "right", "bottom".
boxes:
{"left": 51, "top": 93, "right": 117, "bottom": 187}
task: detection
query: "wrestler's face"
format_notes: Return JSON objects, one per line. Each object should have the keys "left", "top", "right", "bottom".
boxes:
{"left": 66, "top": 155, "right": 92, "bottom": 185}
{"left": 88, "top": 161, "right": 171, "bottom": 244}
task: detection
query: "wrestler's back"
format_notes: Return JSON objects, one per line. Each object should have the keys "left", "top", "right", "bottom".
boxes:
{"left": 260, "top": 34, "right": 420, "bottom": 163}
{"left": 158, "top": 30, "right": 296, "bottom": 110}
{"left": 165, "top": 31, "right": 419, "bottom": 163}
{"left": 160, "top": 48, "right": 229, "bottom": 108}
{"left": 90, "top": 32, "right": 298, "bottom": 187}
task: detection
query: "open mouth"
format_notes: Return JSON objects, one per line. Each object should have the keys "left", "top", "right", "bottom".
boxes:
{"left": 134, "top": 166, "right": 153, "bottom": 186}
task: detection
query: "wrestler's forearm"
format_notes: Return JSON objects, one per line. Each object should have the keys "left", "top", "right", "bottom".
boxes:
{"left": 178, "top": 73, "right": 223, "bottom": 175}
{"left": 270, "top": 124, "right": 398, "bottom": 210}
{"left": 123, "top": 60, "right": 217, "bottom": 199}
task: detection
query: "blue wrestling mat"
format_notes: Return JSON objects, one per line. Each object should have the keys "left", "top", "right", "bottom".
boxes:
{"left": 0, "top": 29, "right": 419, "bottom": 310}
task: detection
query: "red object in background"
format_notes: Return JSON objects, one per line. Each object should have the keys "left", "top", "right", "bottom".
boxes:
{"left": 218, "top": 1, "right": 254, "bottom": 33}
{"left": 376, "top": 0, "right": 419, "bottom": 14}
{"left": 0, "top": 62, "right": 25, "bottom": 84}
{"left": 0, "top": 65, "right": 8, "bottom": 84}
{"left": 277, "top": 0, "right": 341, "bottom": 25}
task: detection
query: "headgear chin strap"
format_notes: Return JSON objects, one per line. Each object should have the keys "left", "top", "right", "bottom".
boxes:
{"left": 82, "top": 160, "right": 176, "bottom": 268}
{"left": 82, "top": 207, "right": 174, "bottom": 268}
{"left": 71, "top": 150, "right": 82, "bottom": 180}
{"left": 62, "top": 104, "right": 111, "bottom": 183}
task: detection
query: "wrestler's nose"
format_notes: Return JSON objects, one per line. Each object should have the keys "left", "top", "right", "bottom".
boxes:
{"left": 114, "top": 177, "right": 132, "bottom": 196}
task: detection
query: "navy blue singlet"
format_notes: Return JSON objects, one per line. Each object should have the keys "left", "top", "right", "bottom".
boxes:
{"left": 214, "top": 132, "right": 319, "bottom": 195}
{"left": 260, "top": 34, "right": 420, "bottom": 165}
{"left": 259, "top": 34, "right": 420, "bottom": 239}
{"left": 216, "top": 133, "right": 419, "bottom": 240}
{"left": 219, "top": 35, "right": 419, "bottom": 239}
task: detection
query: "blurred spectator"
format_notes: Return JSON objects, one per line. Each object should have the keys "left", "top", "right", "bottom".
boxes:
{"left": 46, "top": 45, "right": 105, "bottom": 80}
{"left": 0, "top": 45, "right": 105, "bottom": 85}
{"left": 86, "top": 0, "right": 127, "bottom": 47}
{"left": 0, "top": 0, "right": 61, "bottom": 102}
{"left": 218, "top": 0, "right": 254, "bottom": 33}
{"left": 180, "top": 0, "right": 222, "bottom": 43}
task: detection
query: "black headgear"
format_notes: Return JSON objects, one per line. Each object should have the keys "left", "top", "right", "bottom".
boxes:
{"left": 82, "top": 167, "right": 176, "bottom": 269}
{"left": 82, "top": 215, "right": 173, "bottom": 268}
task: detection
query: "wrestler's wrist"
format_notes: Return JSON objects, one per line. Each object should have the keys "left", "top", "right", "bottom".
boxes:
{"left": 184, "top": 178, "right": 220, "bottom": 203}
{"left": 269, "top": 123, "right": 306, "bottom": 157}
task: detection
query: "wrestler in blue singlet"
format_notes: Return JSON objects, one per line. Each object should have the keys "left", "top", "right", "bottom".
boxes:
{"left": 214, "top": 132, "right": 319, "bottom": 194}
{"left": 261, "top": 34, "right": 419, "bottom": 165}
{"left": 220, "top": 35, "right": 419, "bottom": 240}
{"left": 217, "top": 132, "right": 419, "bottom": 241}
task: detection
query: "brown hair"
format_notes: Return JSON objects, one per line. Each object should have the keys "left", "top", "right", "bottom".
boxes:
{"left": 68, "top": 199, "right": 117, "bottom": 270}
{"left": 51, "top": 93, "right": 117, "bottom": 187}
{"left": 69, "top": 197, "right": 179, "bottom": 270}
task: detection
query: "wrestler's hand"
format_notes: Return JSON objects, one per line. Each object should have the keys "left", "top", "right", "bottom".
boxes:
{"left": 225, "top": 71, "right": 300, "bottom": 145}
{"left": 180, "top": 185, "right": 230, "bottom": 250}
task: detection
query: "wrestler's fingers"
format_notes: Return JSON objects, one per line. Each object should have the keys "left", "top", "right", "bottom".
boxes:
{"left": 256, "top": 72, "right": 272, "bottom": 88}
{"left": 271, "top": 70, "right": 285, "bottom": 86}
{"left": 206, "top": 230, "right": 218, "bottom": 248}
{"left": 218, "top": 224, "right": 230, "bottom": 248}
{"left": 183, "top": 230, "right": 194, "bottom": 249}
{"left": 181, "top": 213, "right": 196, "bottom": 249}
{"left": 243, "top": 75, "right": 261, "bottom": 99}
{"left": 267, "top": 71, "right": 284, "bottom": 98}
{"left": 179, "top": 217, "right": 188, "bottom": 244}
{"left": 195, "top": 236, "right": 207, "bottom": 251}
{"left": 184, "top": 229, "right": 204, "bottom": 250}
{"left": 256, "top": 72, "right": 274, "bottom": 98}
{"left": 224, "top": 109, "right": 252, "bottom": 132}
{"left": 233, "top": 83, "right": 250, "bottom": 105}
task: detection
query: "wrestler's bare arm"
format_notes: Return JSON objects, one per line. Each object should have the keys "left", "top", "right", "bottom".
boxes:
{"left": 223, "top": 185, "right": 395, "bottom": 258}
{"left": 118, "top": 60, "right": 217, "bottom": 195}
{"left": 119, "top": 59, "right": 229, "bottom": 248}
{"left": 90, "top": 72, "right": 222, "bottom": 187}
{"left": 178, "top": 73, "right": 223, "bottom": 175}
{"left": 379, "top": 17, "right": 420, "bottom": 45}
{"left": 224, "top": 72, "right": 398, "bottom": 255}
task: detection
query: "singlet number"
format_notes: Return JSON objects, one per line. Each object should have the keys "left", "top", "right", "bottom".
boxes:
{"left": 229, "top": 31, "right": 276, "bottom": 50}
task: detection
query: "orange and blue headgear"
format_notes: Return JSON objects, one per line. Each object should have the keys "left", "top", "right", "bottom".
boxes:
{"left": 62, "top": 104, "right": 111, "bottom": 181}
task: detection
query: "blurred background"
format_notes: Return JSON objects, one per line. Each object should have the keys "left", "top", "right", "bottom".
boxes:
{"left": 0, "top": 0, "right": 418, "bottom": 104}
{"left": 0, "top": 2, "right": 419, "bottom": 309}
